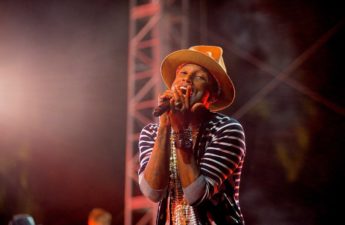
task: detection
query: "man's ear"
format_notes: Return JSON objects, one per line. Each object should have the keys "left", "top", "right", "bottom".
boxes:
{"left": 208, "top": 81, "right": 221, "bottom": 105}
{"left": 209, "top": 95, "right": 217, "bottom": 104}
{"left": 208, "top": 90, "right": 219, "bottom": 104}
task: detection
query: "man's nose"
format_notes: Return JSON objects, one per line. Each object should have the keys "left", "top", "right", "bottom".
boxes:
{"left": 181, "top": 74, "right": 192, "bottom": 83}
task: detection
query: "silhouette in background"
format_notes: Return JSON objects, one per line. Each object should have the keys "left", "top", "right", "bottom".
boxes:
{"left": 8, "top": 214, "right": 36, "bottom": 225}
{"left": 87, "top": 208, "right": 112, "bottom": 225}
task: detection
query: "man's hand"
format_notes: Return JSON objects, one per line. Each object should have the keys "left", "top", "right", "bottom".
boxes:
{"left": 158, "top": 90, "right": 173, "bottom": 128}
{"left": 168, "top": 84, "right": 192, "bottom": 132}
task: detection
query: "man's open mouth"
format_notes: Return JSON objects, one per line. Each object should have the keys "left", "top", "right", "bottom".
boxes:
{"left": 180, "top": 86, "right": 188, "bottom": 95}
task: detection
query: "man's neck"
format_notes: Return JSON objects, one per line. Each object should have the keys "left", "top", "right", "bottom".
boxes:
{"left": 189, "top": 108, "right": 210, "bottom": 131}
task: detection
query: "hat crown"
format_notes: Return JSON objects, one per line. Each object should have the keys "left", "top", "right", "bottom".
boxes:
{"left": 189, "top": 45, "right": 227, "bottom": 73}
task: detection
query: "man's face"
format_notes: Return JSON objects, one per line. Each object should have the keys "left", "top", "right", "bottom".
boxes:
{"left": 171, "top": 63, "right": 216, "bottom": 108}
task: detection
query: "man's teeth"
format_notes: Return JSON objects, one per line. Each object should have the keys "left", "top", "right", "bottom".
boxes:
{"left": 180, "top": 86, "right": 187, "bottom": 94}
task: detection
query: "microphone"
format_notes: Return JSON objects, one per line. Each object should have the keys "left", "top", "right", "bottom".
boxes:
{"left": 152, "top": 101, "right": 170, "bottom": 117}
{"left": 152, "top": 98, "right": 183, "bottom": 117}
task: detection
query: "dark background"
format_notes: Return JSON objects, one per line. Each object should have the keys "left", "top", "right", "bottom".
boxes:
{"left": 0, "top": 0, "right": 344, "bottom": 225}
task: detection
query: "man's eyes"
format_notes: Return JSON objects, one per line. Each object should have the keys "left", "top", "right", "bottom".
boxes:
{"left": 195, "top": 75, "right": 207, "bottom": 80}
{"left": 177, "top": 71, "right": 207, "bottom": 81}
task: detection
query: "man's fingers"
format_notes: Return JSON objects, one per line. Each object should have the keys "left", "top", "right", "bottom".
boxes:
{"left": 172, "top": 91, "right": 181, "bottom": 110}
{"left": 191, "top": 102, "right": 206, "bottom": 112}
{"left": 170, "top": 98, "right": 177, "bottom": 113}
{"left": 185, "top": 86, "right": 191, "bottom": 109}
{"left": 158, "top": 90, "right": 173, "bottom": 104}
{"left": 176, "top": 88, "right": 188, "bottom": 111}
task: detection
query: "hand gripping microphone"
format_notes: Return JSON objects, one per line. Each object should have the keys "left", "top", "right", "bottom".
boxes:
{"left": 152, "top": 98, "right": 170, "bottom": 117}
{"left": 152, "top": 97, "right": 183, "bottom": 117}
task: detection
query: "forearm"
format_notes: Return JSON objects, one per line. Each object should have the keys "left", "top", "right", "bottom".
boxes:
{"left": 143, "top": 125, "right": 170, "bottom": 189}
{"left": 176, "top": 148, "right": 208, "bottom": 205}
{"left": 176, "top": 148, "right": 200, "bottom": 188}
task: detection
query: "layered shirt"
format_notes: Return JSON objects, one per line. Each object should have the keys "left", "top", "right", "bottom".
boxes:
{"left": 138, "top": 112, "right": 246, "bottom": 225}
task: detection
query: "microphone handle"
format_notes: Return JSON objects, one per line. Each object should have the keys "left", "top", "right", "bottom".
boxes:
{"left": 152, "top": 102, "right": 170, "bottom": 117}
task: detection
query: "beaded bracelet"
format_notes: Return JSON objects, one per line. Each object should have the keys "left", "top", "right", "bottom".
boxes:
{"left": 172, "top": 128, "right": 193, "bottom": 149}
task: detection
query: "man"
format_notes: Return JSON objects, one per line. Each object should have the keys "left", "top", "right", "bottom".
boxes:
{"left": 138, "top": 46, "right": 246, "bottom": 224}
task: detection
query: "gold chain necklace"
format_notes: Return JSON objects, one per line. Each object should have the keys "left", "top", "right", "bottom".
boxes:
{"left": 169, "top": 131, "right": 199, "bottom": 225}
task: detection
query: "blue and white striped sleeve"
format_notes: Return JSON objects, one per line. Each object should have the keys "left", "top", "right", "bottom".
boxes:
{"left": 138, "top": 123, "right": 157, "bottom": 175}
{"left": 138, "top": 123, "right": 167, "bottom": 202}
{"left": 183, "top": 118, "right": 246, "bottom": 205}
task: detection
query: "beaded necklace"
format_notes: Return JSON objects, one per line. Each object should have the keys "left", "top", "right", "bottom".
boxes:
{"left": 168, "top": 131, "right": 199, "bottom": 225}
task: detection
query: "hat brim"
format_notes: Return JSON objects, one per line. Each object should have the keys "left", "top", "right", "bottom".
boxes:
{"left": 161, "top": 49, "right": 235, "bottom": 111}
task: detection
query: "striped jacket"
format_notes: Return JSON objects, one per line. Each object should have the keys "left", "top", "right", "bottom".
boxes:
{"left": 138, "top": 112, "right": 246, "bottom": 224}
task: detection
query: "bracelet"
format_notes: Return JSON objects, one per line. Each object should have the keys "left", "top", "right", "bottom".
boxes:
{"left": 172, "top": 128, "right": 193, "bottom": 150}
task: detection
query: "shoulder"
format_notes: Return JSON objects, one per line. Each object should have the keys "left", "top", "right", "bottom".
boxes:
{"left": 208, "top": 113, "right": 244, "bottom": 131}
{"left": 142, "top": 123, "right": 158, "bottom": 132}
{"left": 140, "top": 123, "right": 159, "bottom": 138}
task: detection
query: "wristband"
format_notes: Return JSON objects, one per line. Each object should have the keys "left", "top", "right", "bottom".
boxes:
{"left": 173, "top": 129, "right": 193, "bottom": 150}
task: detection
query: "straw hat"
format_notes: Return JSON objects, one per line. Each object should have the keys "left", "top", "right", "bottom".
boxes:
{"left": 161, "top": 45, "right": 235, "bottom": 111}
